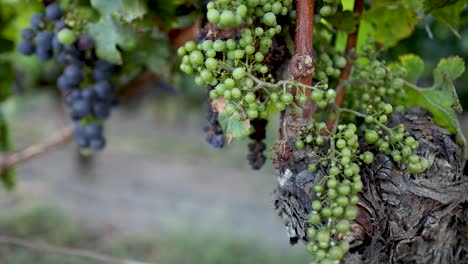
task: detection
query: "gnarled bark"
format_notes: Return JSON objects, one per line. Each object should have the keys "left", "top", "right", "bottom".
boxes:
{"left": 274, "top": 109, "right": 468, "bottom": 263}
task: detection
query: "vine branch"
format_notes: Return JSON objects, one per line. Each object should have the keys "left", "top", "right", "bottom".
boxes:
{"left": 0, "top": 127, "right": 73, "bottom": 174}
{"left": 0, "top": 235, "right": 150, "bottom": 264}
{"left": 327, "top": 0, "right": 364, "bottom": 130}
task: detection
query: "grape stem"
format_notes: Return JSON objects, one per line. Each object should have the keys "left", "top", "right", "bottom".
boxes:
{"left": 291, "top": 0, "right": 316, "bottom": 118}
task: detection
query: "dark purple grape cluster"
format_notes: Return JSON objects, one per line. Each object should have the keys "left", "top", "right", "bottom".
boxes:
{"left": 17, "top": 4, "right": 62, "bottom": 60}
{"left": 204, "top": 90, "right": 225, "bottom": 149}
{"left": 18, "top": 3, "right": 117, "bottom": 152}
{"left": 247, "top": 119, "right": 268, "bottom": 170}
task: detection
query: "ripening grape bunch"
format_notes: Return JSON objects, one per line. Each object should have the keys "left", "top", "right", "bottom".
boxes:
{"left": 17, "top": 2, "right": 118, "bottom": 152}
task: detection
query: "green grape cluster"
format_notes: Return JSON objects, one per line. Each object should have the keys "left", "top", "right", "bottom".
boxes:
{"left": 319, "top": 0, "right": 341, "bottom": 17}
{"left": 178, "top": 0, "right": 295, "bottom": 120}
{"left": 314, "top": 50, "right": 347, "bottom": 85}
{"left": 346, "top": 46, "right": 407, "bottom": 113}
{"left": 294, "top": 123, "right": 363, "bottom": 263}
{"left": 361, "top": 104, "right": 428, "bottom": 173}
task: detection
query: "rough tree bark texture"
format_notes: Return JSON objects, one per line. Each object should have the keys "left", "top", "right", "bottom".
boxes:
{"left": 274, "top": 109, "right": 468, "bottom": 263}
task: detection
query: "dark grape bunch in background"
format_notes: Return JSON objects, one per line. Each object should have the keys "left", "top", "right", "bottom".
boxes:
{"left": 204, "top": 87, "right": 225, "bottom": 149}
{"left": 17, "top": 2, "right": 118, "bottom": 152}
{"left": 247, "top": 119, "right": 268, "bottom": 170}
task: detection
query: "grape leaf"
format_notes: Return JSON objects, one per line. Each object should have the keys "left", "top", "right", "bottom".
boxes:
{"left": 401, "top": 56, "right": 466, "bottom": 153}
{"left": 90, "top": 0, "right": 123, "bottom": 16}
{"left": 218, "top": 112, "right": 251, "bottom": 142}
{"left": 325, "top": 10, "right": 358, "bottom": 33}
{"left": 120, "top": 0, "right": 147, "bottom": 21}
{"left": 423, "top": 0, "right": 461, "bottom": 13}
{"left": 430, "top": 1, "right": 466, "bottom": 38}
{"left": 0, "top": 111, "right": 15, "bottom": 190}
{"left": 363, "top": 1, "right": 418, "bottom": 47}
{"left": 87, "top": 16, "right": 136, "bottom": 64}
{"left": 398, "top": 54, "right": 425, "bottom": 83}
{"left": 130, "top": 32, "right": 170, "bottom": 72}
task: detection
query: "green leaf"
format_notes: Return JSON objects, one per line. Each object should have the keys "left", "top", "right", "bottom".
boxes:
{"left": 430, "top": 1, "right": 466, "bottom": 38}
{"left": 0, "top": 61, "right": 14, "bottom": 102}
{"left": 0, "top": 111, "right": 15, "bottom": 190}
{"left": 423, "top": 0, "right": 461, "bottom": 13}
{"left": 120, "top": 0, "right": 147, "bottom": 21}
{"left": 218, "top": 112, "right": 251, "bottom": 141}
{"left": 325, "top": 10, "right": 358, "bottom": 33}
{"left": 0, "top": 38, "right": 14, "bottom": 53}
{"left": 90, "top": 0, "right": 123, "bottom": 16}
{"left": 87, "top": 16, "right": 137, "bottom": 64}
{"left": 398, "top": 54, "right": 424, "bottom": 83}
{"left": 402, "top": 56, "right": 466, "bottom": 152}
{"left": 363, "top": 2, "right": 418, "bottom": 47}
{"left": 130, "top": 31, "right": 170, "bottom": 72}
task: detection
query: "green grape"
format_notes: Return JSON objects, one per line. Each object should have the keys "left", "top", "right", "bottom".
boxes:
{"left": 271, "top": 2, "right": 283, "bottom": 14}
{"left": 224, "top": 104, "right": 236, "bottom": 115}
{"left": 312, "top": 200, "right": 323, "bottom": 211}
{"left": 213, "top": 40, "right": 226, "bottom": 52}
{"left": 58, "top": 28, "right": 77, "bottom": 45}
{"left": 184, "top": 41, "right": 197, "bottom": 52}
{"left": 189, "top": 50, "right": 204, "bottom": 66}
{"left": 233, "top": 67, "right": 246, "bottom": 79}
{"left": 362, "top": 151, "right": 374, "bottom": 164}
{"left": 205, "top": 58, "right": 218, "bottom": 70}
{"left": 224, "top": 78, "right": 235, "bottom": 88}
{"left": 237, "top": 4, "right": 248, "bottom": 18}
{"left": 207, "top": 9, "right": 220, "bottom": 24}
{"left": 215, "top": 83, "right": 226, "bottom": 93}
{"left": 311, "top": 90, "right": 324, "bottom": 102}
{"left": 320, "top": 6, "right": 332, "bottom": 16}
{"left": 349, "top": 195, "right": 359, "bottom": 205}
{"left": 262, "top": 12, "right": 277, "bottom": 26}
{"left": 220, "top": 10, "right": 236, "bottom": 27}
{"left": 231, "top": 88, "right": 242, "bottom": 98}
{"left": 270, "top": 93, "right": 279, "bottom": 102}
{"left": 327, "top": 178, "right": 338, "bottom": 188}
{"left": 309, "top": 213, "right": 321, "bottom": 224}
{"left": 329, "top": 246, "right": 345, "bottom": 260}
{"left": 316, "top": 230, "right": 330, "bottom": 243}
{"left": 295, "top": 139, "right": 305, "bottom": 150}
{"left": 334, "top": 56, "right": 347, "bottom": 69}
{"left": 344, "top": 206, "right": 358, "bottom": 220}
{"left": 281, "top": 93, "right": 294, "bottom": 104}
{"left": 332, "top": 206, "right": 343, "bottom": 217}
{"left": 321, "top": 207, "right": 332, "bottom": 217}
{"left": 298, "top": 94, "right": 308, "bottom": 104}
{"left": 247, "top": 109, "right": 259, "bottom": 119}
{"left": 326, "top": 89, "right": 337, "bottom": 101}
{"left": 364, "top": 130, "right": 378, "bottom": 144}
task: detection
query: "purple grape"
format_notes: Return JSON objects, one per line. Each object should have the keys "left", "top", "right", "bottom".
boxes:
{"left": 17, "top": 40, "right": 35, "bottom": 55}
{"left": 35, "top": 31, "right": 53, "bottom": 49}
{"left": 30, "top": 13, "right": 45, "bottom": 30}
{"left": 55, "top": 20, "right": 66, "bottom": 31}
{"left": 90, "top": 137, "right": 106, "bottom": 150}
{"left": 63, "top": 64, "right": 83, "bottom": 85}
{"left": 92, "top": 102, "right": 111, "bottom": 119}
{"left": 84, "top": 124, "right": 103, "bottom": 138}
{"left": 21, "top": 28, "right": 35, "bottom": 40}
{"left": 72, "top": 99, "right": 91, "bottom": 117}
{"left": 36, "top": 47, "right": 53, "bottom": 61}
{"left": 94, "top": 81, "right": 114, "bottom": 99}
{"left": 77, "top": 34, "right": 94, "bottom": 51}
{"left": 57, "top": 75, "right": 74, "bottom": 92}
{"left": 81, "top": 89, "right": 97, "bottom": 100}
{"left": 45, "top": 3, "right": 63, "bottom": 21}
